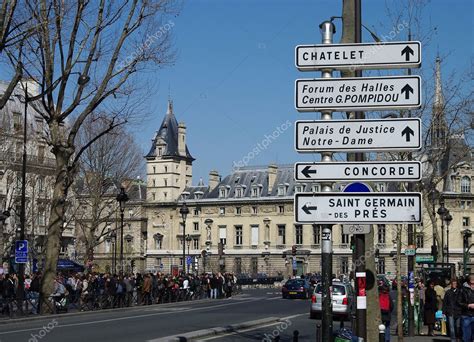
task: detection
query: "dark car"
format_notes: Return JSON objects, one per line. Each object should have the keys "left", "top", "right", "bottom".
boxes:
{"left": 282, "top": 278, "right": 312, "bottom": 299}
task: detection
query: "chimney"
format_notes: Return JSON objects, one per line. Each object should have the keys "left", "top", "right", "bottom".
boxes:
{"left": 209, "top": 170, "right": 220, "bottom": 191}
{"left": 267, "top": 164, "right": 278, "bottom": 193}
{"left": 178, "top": 122, "right": 186, "bottom": 156}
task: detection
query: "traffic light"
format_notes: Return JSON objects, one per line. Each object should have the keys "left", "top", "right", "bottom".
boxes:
{"left": 218, "top": 242, "right": 224, "bottom": 256}
{"left": 375, "top": 249, "right": 380, "bottom": 258}
{"left": 350, "top": 236, "right": 355, "bottom": 251}
{"left": 291, "top": 245, "right": 297, "bottom": 256}
{"left": 130, "top": 259, "right": 135, "bottom": 270}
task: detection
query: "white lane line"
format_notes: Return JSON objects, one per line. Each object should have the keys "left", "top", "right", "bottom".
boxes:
{"left": 0, "top": 298, "right": 264, "bottom": 336}
{"left": 200, "top": 313, "right": 307, "bottom": 341}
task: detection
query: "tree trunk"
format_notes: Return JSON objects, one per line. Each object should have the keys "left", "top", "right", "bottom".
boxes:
{"left": 40, "top": 150, "right": 70, "bottom": 312}
{"left": 366, "top": 230, "right": 381, "bottom": 342}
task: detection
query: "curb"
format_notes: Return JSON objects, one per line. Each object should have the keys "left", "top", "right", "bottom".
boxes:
{"left": 0, "top": 297, "right": 211, "bottom": 325}
{"left": 150, "top": 316, "right": 285, "bottom": 342}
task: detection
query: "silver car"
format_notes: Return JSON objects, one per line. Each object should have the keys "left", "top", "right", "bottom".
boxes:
{"left": 310, "top": 281, "right": 355, "bottom": 320}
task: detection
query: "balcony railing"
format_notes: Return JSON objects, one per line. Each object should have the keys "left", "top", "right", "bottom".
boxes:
{"left": 0, "top": 152, "right": 55, "bottom": 167}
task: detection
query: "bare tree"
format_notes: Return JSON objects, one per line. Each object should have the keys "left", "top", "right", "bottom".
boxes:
{"left": 74, "top": 114, "right": 144, "bottom": 265}
{"left": 4, "top": 0, "right": 178, "bottom": 302}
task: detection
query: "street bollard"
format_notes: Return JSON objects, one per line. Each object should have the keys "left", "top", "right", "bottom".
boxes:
{"left": 316, "top": 324, "right": 321, "bottom": 342}
{"left": 378, "top": 324, "right": 386, "bottom": 342}
{"left": 293, "top": 330, "right": 299, "bottom": 342}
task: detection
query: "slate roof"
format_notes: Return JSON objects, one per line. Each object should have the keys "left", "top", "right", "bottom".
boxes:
{"left": 145, "top": 100, "right": 194, "bottom": 161}
{"left": 181, "top": 164, "right": 337, "bottom": 202}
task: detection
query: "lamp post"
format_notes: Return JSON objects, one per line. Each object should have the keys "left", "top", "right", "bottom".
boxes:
{"left": 437, "top": 201, "right": 448, "bottom": 263}
{"left": 179, "top": 202, "right": 189, "bottom": 275}
{"left": 444, "top": 213, "right": 453, "bottom": 264}
{"left": 110, "top": 230, "right": 117, "bottom": 274}
{"left": 186, "top": 234, "right": 192, "bottom": 274}
{"left": 116, "top": 187, "right": 129, "bottom": 275}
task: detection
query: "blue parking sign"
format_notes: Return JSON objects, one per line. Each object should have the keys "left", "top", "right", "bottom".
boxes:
{"left": 15, "top": 240, "right": 28, "bottom": 263}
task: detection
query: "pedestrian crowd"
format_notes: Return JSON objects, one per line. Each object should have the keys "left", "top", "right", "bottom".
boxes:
{"left": 0, "top": 271, "right": 238, "bottom": 317}
{"left": 379, "top": 273, "right": 474, "bottom": 342}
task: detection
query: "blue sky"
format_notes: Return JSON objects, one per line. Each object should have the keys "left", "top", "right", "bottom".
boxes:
{"left": 136, "top": 0, "right": 472, "bottom": 184}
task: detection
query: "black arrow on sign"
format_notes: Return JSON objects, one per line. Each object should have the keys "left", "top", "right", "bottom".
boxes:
{"left": 301, "top": 165, "right": 317, "bottom": 178}
{"left": 302, "top": 204, "right": 317, "bottom": 215}
{"left": 401, "top": 84, "right": 414, "bottom": 99}
{"left": 401, "top": 126, "right": 415, "bottom": 142}
{"left": 401, "top": 45, "right": 414, "bottom": 61}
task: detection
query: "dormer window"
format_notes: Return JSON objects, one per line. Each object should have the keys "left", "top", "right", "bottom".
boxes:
{"left": 158, "top": 147, "right": 163, "bottom": 156}
{"left": 295, "top": 185, "right": 304, "bottom": 193}
{"left": 251, "top": 185, "right": 260, "bottom": 198}
{"left": 235, "top": 187, "right": 243, "bottom": 198}
{"left": 277, "top": 184, "right": 287, "bottom": 196}
{"left": 194, "top": 191, "right": 203, "bottom": 200}
{"left": 219, "top": 186, "right": 228, "bottom": 198}
{"left": 311, "top": 184, "right": 320, "bottom": 192}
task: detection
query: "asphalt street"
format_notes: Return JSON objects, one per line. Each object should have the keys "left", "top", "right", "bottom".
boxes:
{"left": 0, "top": 289, "right": 451, "bottom": 342}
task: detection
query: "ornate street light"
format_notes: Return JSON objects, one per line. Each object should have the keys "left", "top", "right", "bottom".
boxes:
{"left": 116, "top": 187, "right": 129, "bottom": 274}
{"left": 110, "top": 230, "right": 117, "bottom": 274}
{"left": 179, "top": 202, "right": 189, "bottom": 274}
{"left": 444, "top": 212, "right": 453, "bottom": 264}
{"left": 186, "top": 234, "right": 192, "bottom": 273}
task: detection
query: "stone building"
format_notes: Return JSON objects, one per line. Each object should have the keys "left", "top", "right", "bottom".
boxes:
{"left": 0, "top": 80, "right": 75, "bottom": 272}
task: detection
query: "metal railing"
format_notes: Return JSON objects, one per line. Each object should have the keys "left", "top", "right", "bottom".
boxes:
{"left": 0, "top": 284, "right": 241, "bottom": 320}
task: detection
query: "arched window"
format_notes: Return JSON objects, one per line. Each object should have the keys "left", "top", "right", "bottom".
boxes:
{"left": 461, "top": 176, "right": 471, "bottom": 193}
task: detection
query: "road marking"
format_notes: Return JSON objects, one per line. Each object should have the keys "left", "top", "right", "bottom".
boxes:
{"left": 200, "top": 313, "right": 307, "bottom": 340}
{"left": 0, "top": 298, "right": 263, "bottom": 336}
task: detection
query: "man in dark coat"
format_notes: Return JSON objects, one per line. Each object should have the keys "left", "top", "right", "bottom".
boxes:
{"left": 443, "top": 278, "right": 462, "bottom": 342}
{"left": 457, "top": 274, "right": 474, "bottom": 342}
{"left": 424, "top": 281, "right": 438, "bottom": 336}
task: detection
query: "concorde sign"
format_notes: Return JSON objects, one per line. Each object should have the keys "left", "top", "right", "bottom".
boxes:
{"left": 295, "top": 41, "right": 421, "bottom": 71}
{"left": 295, "top": 118, "right": 421, "bottom": 152}
{"left": 295, "top": 75, "right": 421, "bottom": 112}
{"left": 295, "top": 161, "right": 422, "bottom": 182}
{"left": 294, "top": 193, "right": 422, "bottom": 224}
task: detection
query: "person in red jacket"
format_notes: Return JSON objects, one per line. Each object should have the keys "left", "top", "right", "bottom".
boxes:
{"left": 379, "top": 283, "right": 394, "bottom": 342}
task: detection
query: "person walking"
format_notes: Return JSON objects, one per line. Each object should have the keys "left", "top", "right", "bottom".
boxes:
{"left": 379, "top": 283, "right": 394, "bottom": 342}
{"left": 425, "top": 281, "right": 438, "bottom": 336}
{"left": 142, "top": 273, "right": 152, "bottom": 305}
{"left": 443, "top": 278, "right": 462, "bottom": 342}
{"left": 458, "top": 274, "right": 474, "bottom": 342}
{"left": 210, "top": 274, "right": 218, "bottom": 299}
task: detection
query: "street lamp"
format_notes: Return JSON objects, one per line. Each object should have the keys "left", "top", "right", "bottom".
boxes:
{"left": 437, "top": 201, "right": 448, "bottom": 263}
{"left": 186, "top": 234, "right": 192, "bottom": 274}
{"left": 110, "top": 230, "right": 117, "bottom": 274}
{"left": 444, "top": 213, "right": 453, "bottom": 264}
{"left": 116, "top": 187, "right": 129, "bottom": 275}
{"left": 179, "top": 202, "right": 189, "bottom": 274}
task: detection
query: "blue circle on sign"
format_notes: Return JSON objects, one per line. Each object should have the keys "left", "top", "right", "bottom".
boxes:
{"left": 343, "top": 182, "right": 372, "bottom": 193}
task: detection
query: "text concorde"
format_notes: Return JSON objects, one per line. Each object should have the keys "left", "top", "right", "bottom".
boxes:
{"left": 294, "top": 161, "right": 422, "bottom": 181}
{"left": 295, "top": 75, "right": 421, "bottom": 112}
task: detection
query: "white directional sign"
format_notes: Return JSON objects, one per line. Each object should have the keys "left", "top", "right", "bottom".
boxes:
{"left": 295, "top": 118, "right": 421, "bottom": 152}
{"left": 294, "top": 193, "right": 422, "bottom": 224}
{"left": 296, "top": 41, "right": 421, "bottom": 71}
{"left": 295, "top": 161, "right": 422, "bottom": 181}
{"left": 295, "top": 75, "right": 421, "bottom": 112}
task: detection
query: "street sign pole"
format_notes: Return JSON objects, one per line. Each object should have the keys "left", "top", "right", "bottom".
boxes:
{"left": 319, "top": 20, "right": 335, "bottom": 342}
{"left": 353, "top": 2, "right": 367, "bottom": 339}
